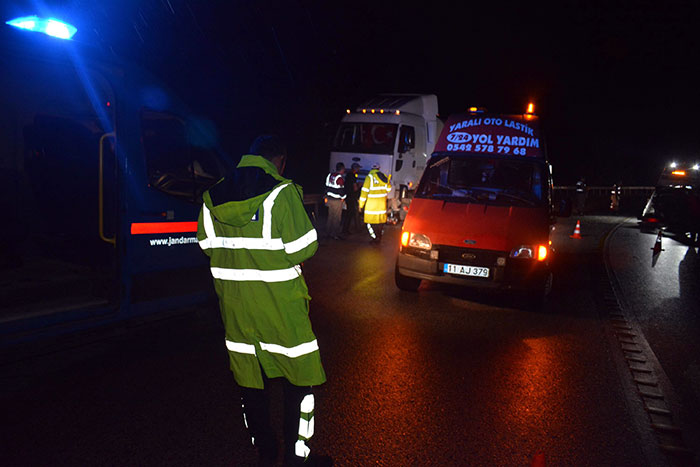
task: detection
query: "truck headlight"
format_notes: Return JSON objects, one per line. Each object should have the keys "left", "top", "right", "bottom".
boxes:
{"left": 510, "top": 245, "right": 548, "bottom": 261}
{"left": 401, "top": 231, "right": 432, "bottom": 250}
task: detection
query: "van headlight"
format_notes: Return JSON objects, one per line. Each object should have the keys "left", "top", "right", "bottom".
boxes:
{"left": 401, "top": 231, "right": 432, "bottom": 250}
{"left": 510, "top": 245, "right": 548, "bottom": 261}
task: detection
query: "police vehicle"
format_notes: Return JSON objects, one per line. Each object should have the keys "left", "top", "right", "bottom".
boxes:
{"left": 0, "top": 15, "right": 227, "bottom": 344}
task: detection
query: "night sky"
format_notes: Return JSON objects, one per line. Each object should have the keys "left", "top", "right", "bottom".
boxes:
{"left": 3, "top": 1, "right": 699, "bottom": 187}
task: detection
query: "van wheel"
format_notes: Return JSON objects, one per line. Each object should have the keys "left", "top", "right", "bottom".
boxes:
{"left": 526, "top": 272, "right": 553, "bottom": 310}
{"left": 395, "top": 263, "right": 421, "bottom": 291}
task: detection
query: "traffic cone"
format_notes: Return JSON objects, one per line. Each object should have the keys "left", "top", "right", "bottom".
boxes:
{"left": 570, "top": 220, "right": 582, "bottom": 239}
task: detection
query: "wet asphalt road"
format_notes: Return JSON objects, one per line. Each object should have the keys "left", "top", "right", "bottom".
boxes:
{"left": 1, "top": 216, "right": 698, "bottom": 466}
{"left": 606, "top": 218, "right": 700, "bottom": 460}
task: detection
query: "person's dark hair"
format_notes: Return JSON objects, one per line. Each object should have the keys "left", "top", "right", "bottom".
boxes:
{"left": 335, "top": 162, "right": 345, "bottom": 171}
{"left": 249, "top": 135, "right": 287, "bottom": 161}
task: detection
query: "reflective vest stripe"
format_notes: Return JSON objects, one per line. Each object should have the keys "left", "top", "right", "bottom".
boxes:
{"left": 226, "top": 339, "right": 318, "bottom": 358}
{"left": 226, "top": 339, "right": 256, "bottom": 355}
{"left": 284, "top": 229, "right": 317, "bottom": 254}
{"left": 260, "top": 339, "right": 319, "bottom": 358}
{"left": 325, "top": 173, "right": 346, "bottom": 199}
{"left": 295, "top": 440, "right": 311, "bottom": 459}
{"left": 211, "top": 266, "right": 300, "bottom": 282}
{"left": 365, "top": 209, "right": 387, "bottom": 215}
{"left": 367, "top": 193, "right": 387, "bottom": 198}
{"left": 203, "top": 204, "right": 217, "bottom": 239}
{"left": 299, "top": 417, "right": 314, "bottom": 440}
{"left": 325, "top": 173, "right": 343, "bottom": 188}
{"left": 366, "top": 223, "right": 376, "bottom": 238}
{"left": 199, "top": 237, "right": 284, "bottom": 250}
{"left": 300, "top": 393, "right": 314, "bottom": 412}
{"left": 263, "top": 183, "right": 290, "bottom": 239}
{"left": 201, "top": 232, "right": 315, "bottom": 254}
{"left": 295, "top": 393, "right": 315, "bottom": 459}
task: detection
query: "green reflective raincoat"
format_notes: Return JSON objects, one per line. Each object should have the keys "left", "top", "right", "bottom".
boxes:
{"left": 197, "top": 155, "right": 325, "bottom": 389}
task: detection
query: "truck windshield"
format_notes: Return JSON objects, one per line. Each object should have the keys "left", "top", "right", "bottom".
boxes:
{"left": 416, "top": 155, "right": 548, "bottom": 207}
{"left": 332, "top": 123, "right": 397, "bottom": 155}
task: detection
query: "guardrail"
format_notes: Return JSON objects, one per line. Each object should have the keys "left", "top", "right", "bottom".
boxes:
{"left": 304, "top": 187, "right": 657, "bottom": 220}
{"left": 303, "top": 193, "right": 322, "bottom": 223}
{"left": 553, "top": 186, "right": 654, "bottom": 216}
{"left": 553, "top": 186, "right": 655, "bottom": 195}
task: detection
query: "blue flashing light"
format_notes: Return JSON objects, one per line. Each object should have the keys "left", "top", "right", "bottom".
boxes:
{"left": 6, "top": 16, "right": 77, "bottom": 40}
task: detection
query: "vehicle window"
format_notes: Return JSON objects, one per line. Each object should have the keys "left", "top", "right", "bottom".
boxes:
{"left": 416, "top": 156, "right": 547, "bottom": 206}
{"left": 141, "top": 110, "right": 224, "bottom": 203}
{"left": 332, "top": 123, "right": 397, "bottom": 155}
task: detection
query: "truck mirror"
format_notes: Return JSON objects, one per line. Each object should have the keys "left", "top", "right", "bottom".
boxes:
{"left": 398, "top": 126, "right": 415, "bottom": 153}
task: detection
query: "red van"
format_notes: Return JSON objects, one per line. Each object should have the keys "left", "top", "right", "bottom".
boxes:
{"left": 395, "top": 108, "right": 554, "bottom": 302}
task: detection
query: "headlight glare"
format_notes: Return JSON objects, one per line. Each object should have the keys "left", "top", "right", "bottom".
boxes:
{"left": 408, "top": 232, "right": 432, "bottom": 250}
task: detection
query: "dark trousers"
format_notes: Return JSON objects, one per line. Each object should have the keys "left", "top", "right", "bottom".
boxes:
{"left": 240, "top": 375, "right": 314, "bottom": 465}
{"left": 342, "top": 197, "right": 360, "bottom": 233}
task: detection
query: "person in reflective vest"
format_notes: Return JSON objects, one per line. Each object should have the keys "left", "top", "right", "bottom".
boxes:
{"left": 197, "top": 135, "right": 329, "bottom": 466}
{"left": 324, "top": 162, "right": 346, "bottom": 240}
{"left": 574, "top": 176, "right": 587, "bottom": 215}
{"left": 610, "top": 181, "right": 622, "bottom": 212}
{"left": 358, "top": 163, "right": 392, "bottom": 244}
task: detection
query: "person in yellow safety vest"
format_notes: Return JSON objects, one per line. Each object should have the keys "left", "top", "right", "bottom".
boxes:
{"left": 358, "top": 163, "right": 392, "bottom": 244}
{"left": 197, "top": 135, "right": 331, "bottom": 466}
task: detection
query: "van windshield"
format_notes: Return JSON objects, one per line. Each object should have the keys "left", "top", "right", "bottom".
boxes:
{"left": 416, "top": 155, "right": 548, "bottom": 207}
{"left": 332, "top": 123, "right": 397, "bottom": 154}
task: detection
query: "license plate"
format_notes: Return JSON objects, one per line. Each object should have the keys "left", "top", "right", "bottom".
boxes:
{"left": 443, "top": 263, "right": 490, "bottom": 278}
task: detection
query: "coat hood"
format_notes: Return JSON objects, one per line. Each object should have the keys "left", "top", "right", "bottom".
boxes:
{"left": 369, "top": 169, "right": 389, "bottom": 184}
{"left": 203, "top": 155, "right": 291, "bottom": 228}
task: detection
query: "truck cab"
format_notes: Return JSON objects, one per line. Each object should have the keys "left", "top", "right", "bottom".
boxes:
{"left": 329, "top": 94, "right": 443, "bottom": 221}
{"left": 395, "top": 107, "right": 555, "bottom": 303}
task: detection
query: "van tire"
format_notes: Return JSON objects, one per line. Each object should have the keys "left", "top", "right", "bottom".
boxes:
{"left": 526, "top": 272, "right": 553, "bottom": 310}
{"left": 395, "top": 263, "right": 421, "bottom": 291}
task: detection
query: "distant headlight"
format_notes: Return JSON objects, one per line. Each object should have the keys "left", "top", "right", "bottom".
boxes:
{"left": 401, "top": 231, "right": 432, "bottom": 250}
{"left": 510, "top": 245, "right": 548, "bottom": 261}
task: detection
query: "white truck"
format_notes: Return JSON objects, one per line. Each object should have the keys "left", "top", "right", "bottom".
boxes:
{"left": 329, "top": 94, "right": 443, "bottom": 221}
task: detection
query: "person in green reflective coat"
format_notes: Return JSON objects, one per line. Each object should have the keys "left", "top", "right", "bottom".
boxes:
{"left": 197, "top": 135, "right": 330, "bottom": 466}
